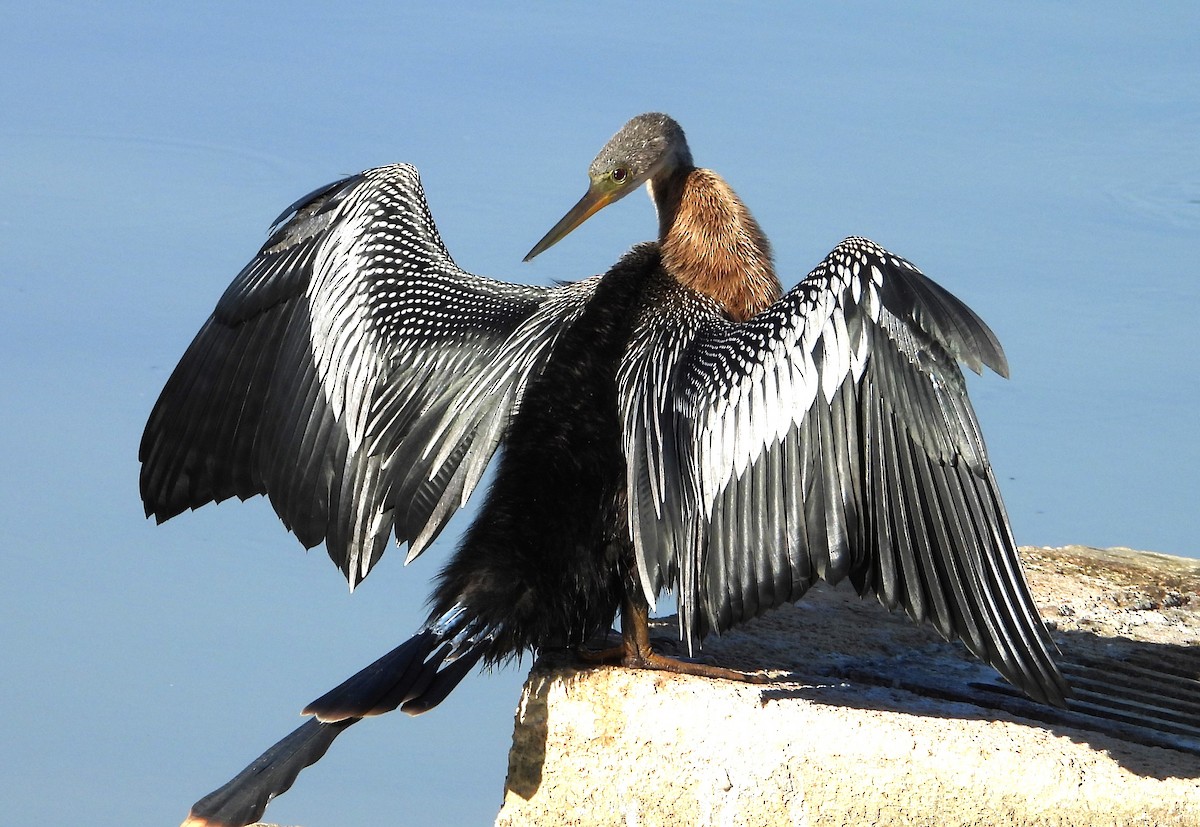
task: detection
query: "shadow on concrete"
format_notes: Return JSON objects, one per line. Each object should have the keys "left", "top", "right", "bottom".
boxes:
{"left": 706, "top": 584, "right": 1199, "bottom": 780}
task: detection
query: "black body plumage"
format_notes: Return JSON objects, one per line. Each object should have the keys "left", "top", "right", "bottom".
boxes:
{"left": 427, "top": 244, "right": 655, "bottom": 661}
{"left": 142, "top": 115, "right": 1067, "bottom": 827}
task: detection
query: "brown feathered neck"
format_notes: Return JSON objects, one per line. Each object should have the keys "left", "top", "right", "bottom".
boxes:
{"left": 650, "top": 167, "right": 781, "bottom": 322}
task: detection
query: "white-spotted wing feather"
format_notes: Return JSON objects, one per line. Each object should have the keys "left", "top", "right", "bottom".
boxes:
{"left": 140, "top": 164, "right": 595, "bottom": 587}
{"left": 619, "top": 237, "right": 1066, "bottom": 705}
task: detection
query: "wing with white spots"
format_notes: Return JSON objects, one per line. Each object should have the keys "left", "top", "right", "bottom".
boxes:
{"left": 620, "top": 237, "right": 1067, "bottom": 704}
{"left": 140, "top": 164, "right": 595, "bottom": 586}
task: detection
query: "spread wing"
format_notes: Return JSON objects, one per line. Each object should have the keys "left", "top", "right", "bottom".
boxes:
{"left": 140, "top": 164, "right": 597, "bottom": 587}
{"left": 620, "top": 236, "right": 1067, "bottom": 705}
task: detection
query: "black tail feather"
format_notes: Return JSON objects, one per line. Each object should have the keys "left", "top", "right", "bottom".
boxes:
{"left": 303, "top": 629, "right": 440, "bottom": 721}
{"left": 402, "top": 644, "right": 488, "bottom": 714}
{"left": 366, "top": 642, "right": 448, "bottom": 716}
{"left": 182, "top": 717, "right": 354, "bottom": 827}
{"left": 183, "top": 610, "right": 494, "bottom": 827}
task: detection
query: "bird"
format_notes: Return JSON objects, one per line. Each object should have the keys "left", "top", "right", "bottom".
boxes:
{"left": 140, "top": 112, "right": 1068, "bottom": 827}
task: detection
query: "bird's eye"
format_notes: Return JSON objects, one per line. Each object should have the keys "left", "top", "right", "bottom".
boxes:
{"left": 611, "top": 167, "right": 629, "bottom": 184}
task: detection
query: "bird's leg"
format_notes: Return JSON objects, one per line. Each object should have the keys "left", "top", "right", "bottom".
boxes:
{"left": 577, "top": 590, "right": 766, "bottom": 684}
{"left": 619, "top": 590, "right": 766, "bottom": 683}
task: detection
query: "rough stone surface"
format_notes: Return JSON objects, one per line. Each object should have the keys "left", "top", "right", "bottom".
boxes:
{"left": 494, "top": 546, "right": 1200, "bottom": 827}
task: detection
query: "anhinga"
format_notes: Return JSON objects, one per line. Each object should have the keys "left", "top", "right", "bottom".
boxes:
{"left": 140, "top": 113, "right": 1067, "bottom": 827}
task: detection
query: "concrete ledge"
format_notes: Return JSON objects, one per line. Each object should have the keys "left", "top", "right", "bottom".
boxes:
{"left": 495, "top": 546, "right": 1200, "bottom": 827}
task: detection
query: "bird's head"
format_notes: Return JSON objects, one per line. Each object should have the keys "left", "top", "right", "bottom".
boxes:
{"left": 524, "top": 112, "right": 693, "bottom": 261}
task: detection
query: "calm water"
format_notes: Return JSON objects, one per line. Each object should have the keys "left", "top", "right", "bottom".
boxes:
{"left": 2, "top": 4, "right": 1196, "bottom": 826}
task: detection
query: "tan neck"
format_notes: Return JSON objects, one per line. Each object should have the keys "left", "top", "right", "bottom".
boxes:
{"left": 653, "top": 167, "right": 781, "bottom": 322}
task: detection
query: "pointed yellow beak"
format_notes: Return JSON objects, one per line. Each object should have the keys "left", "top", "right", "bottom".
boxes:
{"left": 523, "top": 184, "right": 618, "bottom": 262}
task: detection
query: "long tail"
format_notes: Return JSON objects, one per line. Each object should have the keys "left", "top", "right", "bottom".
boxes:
{"left": 182, "top": 605, "right": 493, "bottom": 827}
